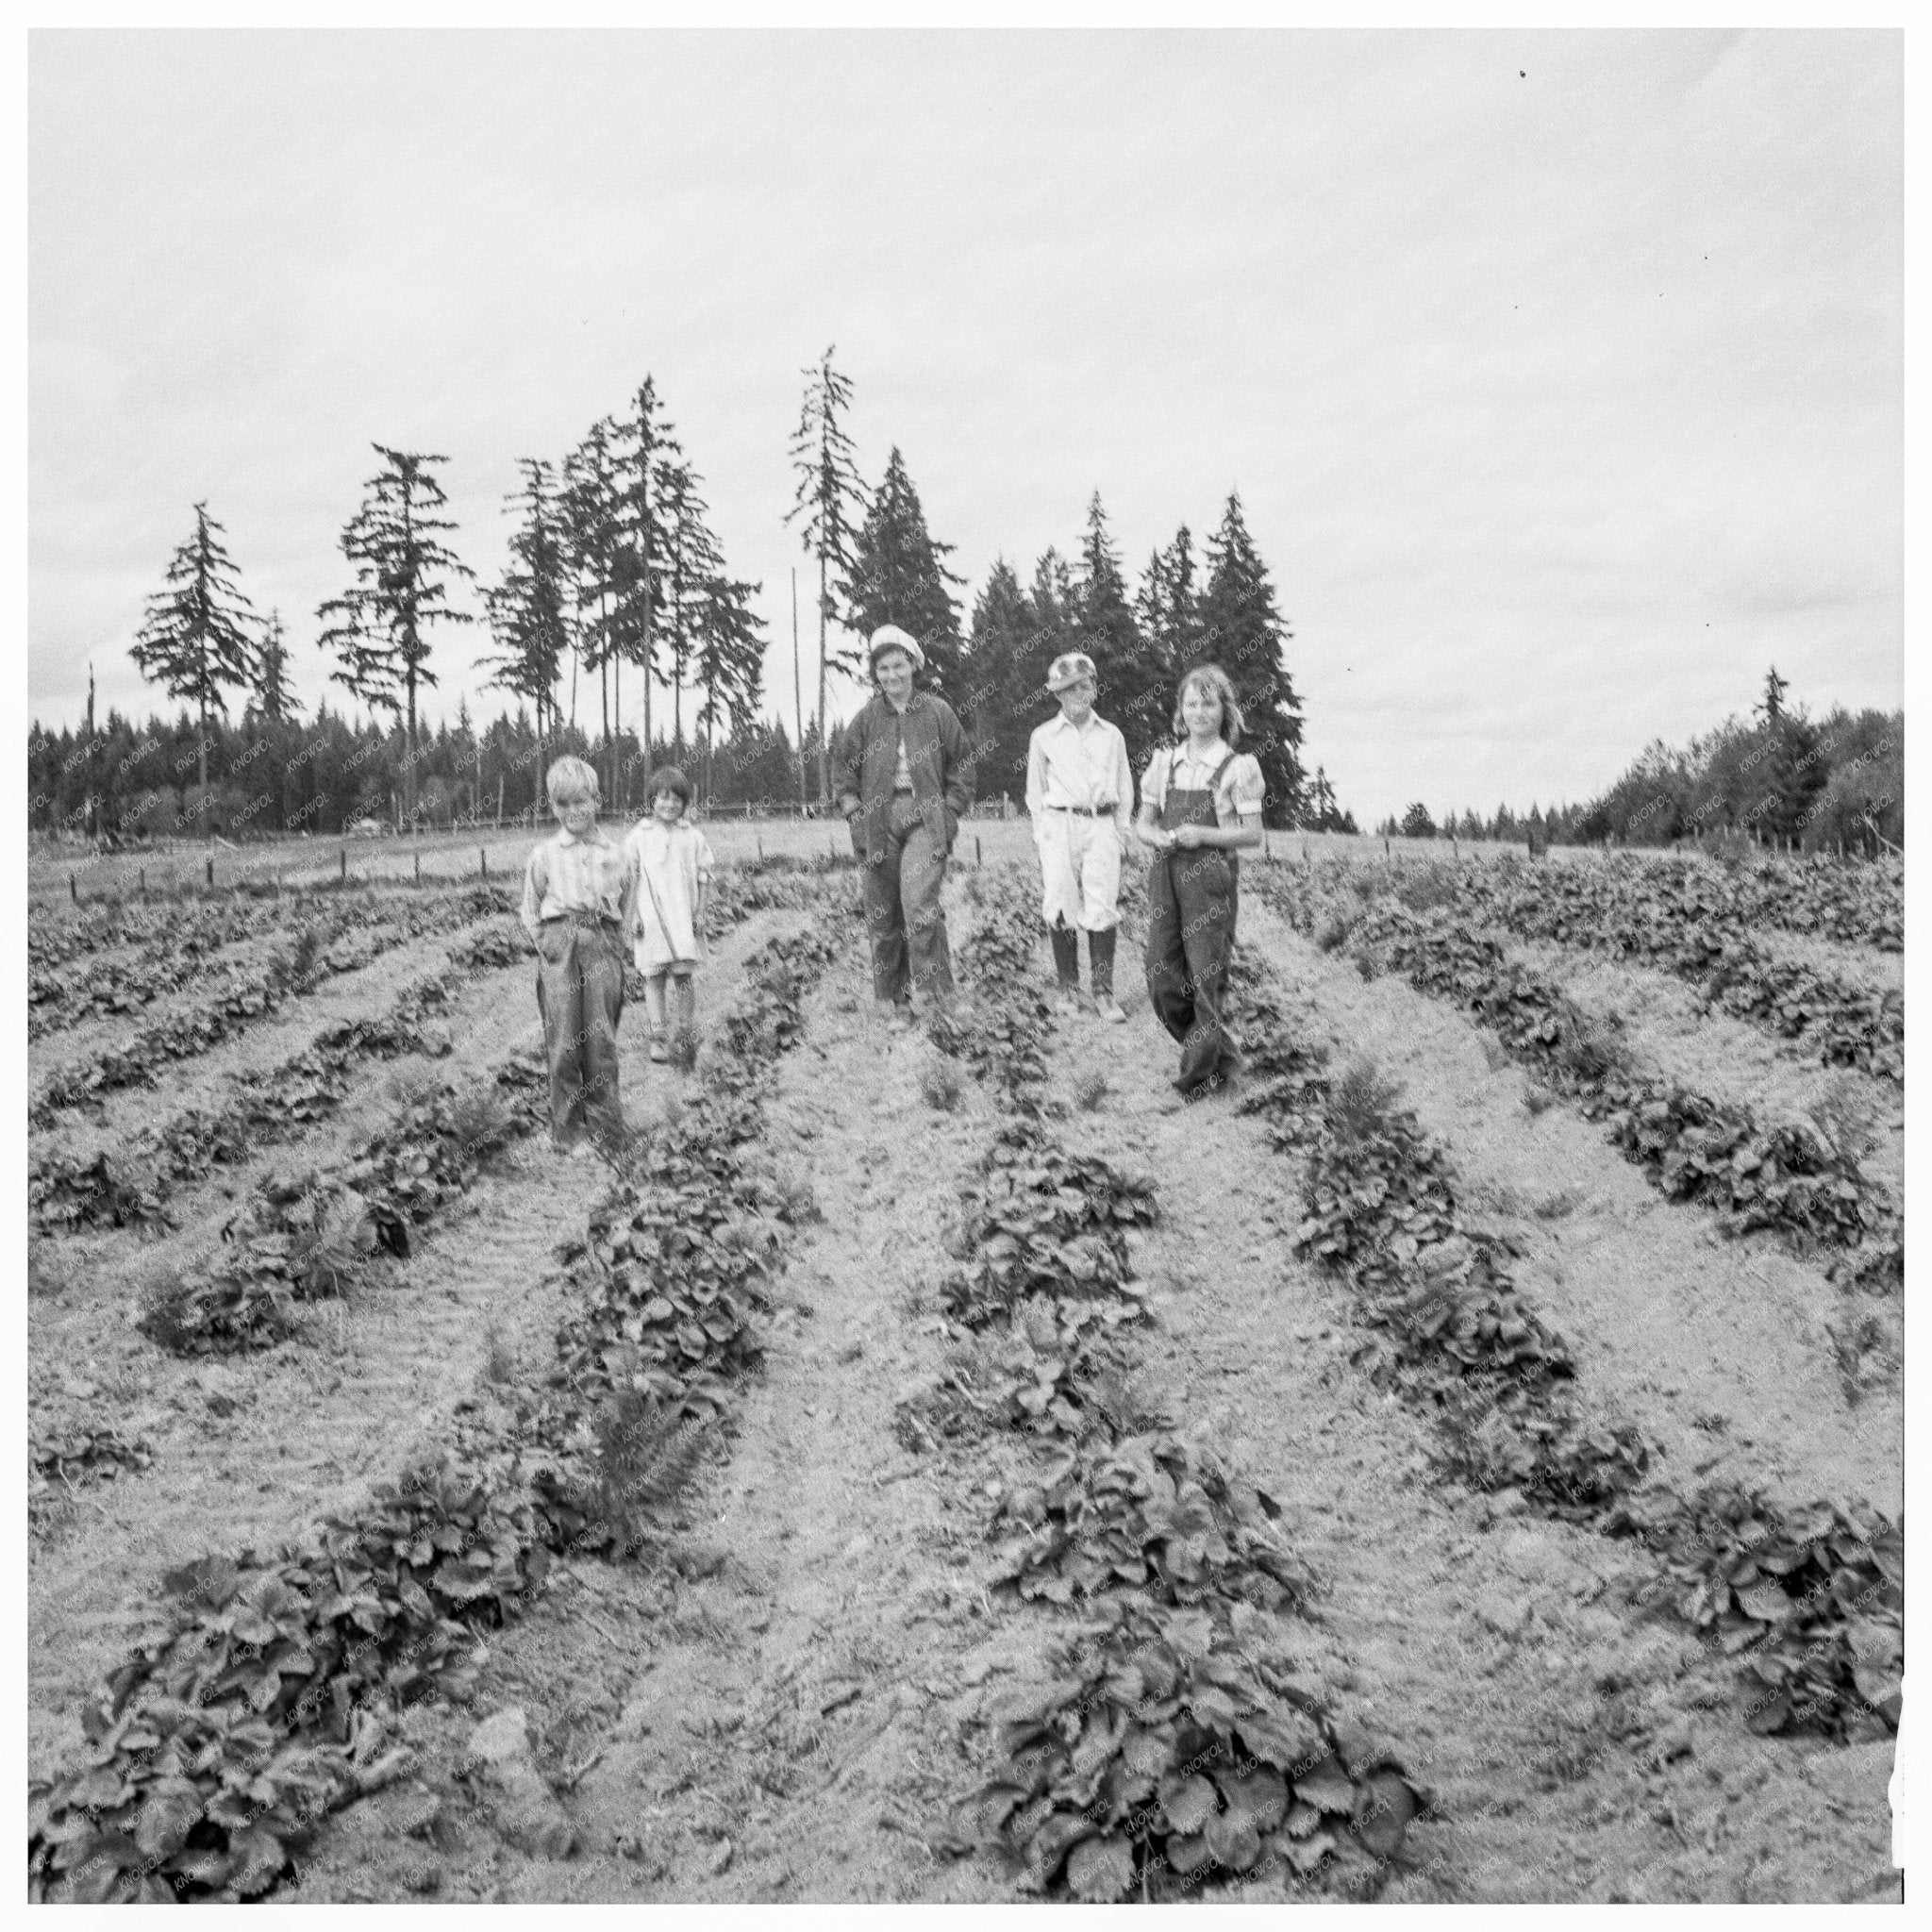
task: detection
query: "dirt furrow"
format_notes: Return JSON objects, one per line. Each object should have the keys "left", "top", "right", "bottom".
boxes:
{"left": 1505, "top": 936, "right": 1904, "bottom": 1206}
{"left": 25, "top": 908, "right": 788, "bottom": 1787}
{"left": 1034, "top": 930, "right": 1896, "bottom": 1901}
{"left": 1234, "top": 897, "right": 1900, "bottom": 1519}
{"left": 284, "top": 887, "right": 1020, "bottom": 1903}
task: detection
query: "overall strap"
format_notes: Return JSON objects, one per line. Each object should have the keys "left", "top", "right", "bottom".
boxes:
{"left": 1208, "top": 751, "right": 1238, "bottom": 792}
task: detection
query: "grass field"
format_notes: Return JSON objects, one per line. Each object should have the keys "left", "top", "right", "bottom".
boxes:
{"left": 26, "top": 829, "right": 1901, "bottom": 1905}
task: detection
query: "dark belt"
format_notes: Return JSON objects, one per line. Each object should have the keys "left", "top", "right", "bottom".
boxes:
{"left": 1044, "top": 803, "right": 1115, "bottom": 817}
{"left": 543, "top": 912, "right": 623, "bottom": 933}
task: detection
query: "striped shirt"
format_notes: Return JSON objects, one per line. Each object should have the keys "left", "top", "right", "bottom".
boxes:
{"left": 519, "top": 824, "right": 639, "bottom": 940}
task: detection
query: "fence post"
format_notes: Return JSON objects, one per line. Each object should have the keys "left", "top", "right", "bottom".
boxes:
{"left": 139, "top": 867, "right": 146, "bottom": 897}
{"left": 206, "top": 856, "right": 214, "bottom": 889}
{"left": 70, "top": 871, "right": 77, "bottom": 905}
{"left": 480, "top": 847, "right": 488, "bottom": 880}
{"left": 414, "top": 851, "right": 421, "bottom": 886}
{"left": 341, "top": 846, "right": 347, "bottom": 883}
{"left": 757, "top": 834, "right": 763, "bottom": 862}
{"left": 975, "top": 835, "right": 982, "bottom": 868}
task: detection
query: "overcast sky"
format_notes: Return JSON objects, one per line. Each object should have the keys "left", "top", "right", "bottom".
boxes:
{"left": 28, "top": 28, "right": 1901, "bottom": 824}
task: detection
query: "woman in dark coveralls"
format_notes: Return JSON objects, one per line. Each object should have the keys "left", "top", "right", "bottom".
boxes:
{"left": 834, "top": 625, "right": 976, "bottom": 1024}
{"left": 1134, "top": 663, "right": 1264, "bottom": 1096}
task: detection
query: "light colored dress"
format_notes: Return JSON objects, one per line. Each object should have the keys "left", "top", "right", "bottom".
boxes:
{"left": 625, "top": 819, "right": 716, "bottom": 972}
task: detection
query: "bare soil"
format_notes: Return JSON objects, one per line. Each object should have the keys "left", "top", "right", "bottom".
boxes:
{"left": 25, "top": 905, "right": 788, "bottom": 1783}
{"left": 283, "top": 868, "right": 1893, "bottom": 1903}
{"left": 26, "top": 846, "right": 1901, "bottom": 1904}
{"left": 1239, "top": 897, "right": 1901, "bottom": 1522}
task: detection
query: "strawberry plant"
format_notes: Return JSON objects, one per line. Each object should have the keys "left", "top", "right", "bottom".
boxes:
{"left": 1227, "top": 932, "right": 1901, "bottom": 1741}
{"left": 30, "top": 886, "right": 512, "bottom": 1123}
{"left": 34, "top": 884, "right": 855, "bottom": 1901}
{"left": 1254, "top": 869, "right": 1902, "bottom": 1274}
{"left": 991, "top": 1433, "right": 1313, "bottom": 1613}
{"left": 958, "top": 1605, "right": 1422, "bottom": 1900}
{"left": 29, "top": 1459, "right": 547, "bottom": 1902}
{"left": 1607, "top": 1487, "right": 1903, "bottom": 1741}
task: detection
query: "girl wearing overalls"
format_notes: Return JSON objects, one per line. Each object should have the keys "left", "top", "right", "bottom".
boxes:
{"left": 1135, "top": 664, "right": 1265, "bottom": 1096}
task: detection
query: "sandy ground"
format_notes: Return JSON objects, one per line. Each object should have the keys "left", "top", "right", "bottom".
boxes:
{"left": 1506, "top": 936, "right": 1904, "bottom": 1206}
{"left": 27, "top": 851, "right": 1900, "bottom": 1904}
{"left": 25, "top": 904, "right": 791, "bottom": 1781}
{"left": 279, "top": 866, "right": 1892, "bottom": 1904}
{"left": 1237, "top": 897, "right": 1900, "bottom": 1522}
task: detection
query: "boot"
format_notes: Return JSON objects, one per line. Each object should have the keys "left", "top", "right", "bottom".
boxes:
{"left": 1049, "top": 922, "right": 1082, "bottom": 1008}
{"left": 1089, "top": 927, "right": 1125, "bottom": 1023}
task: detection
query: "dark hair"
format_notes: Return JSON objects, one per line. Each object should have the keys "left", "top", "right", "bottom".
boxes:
{"left": 646, "top": 766, "right": 692, "bottom": 807}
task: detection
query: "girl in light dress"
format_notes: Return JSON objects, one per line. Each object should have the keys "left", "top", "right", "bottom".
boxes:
{"left": 624, "top": 767, "right": 715, "bottom": 1062}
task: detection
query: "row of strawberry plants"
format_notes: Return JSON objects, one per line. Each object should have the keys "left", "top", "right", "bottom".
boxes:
{"left": 1716, "top": 850, "right": 1902, "bottom": 953}
{"left": 30, "top": 893, "right": 378, "bottom": 1040}
{"left": 28, "top": 863, "right": 828, "bottom": 1234}
{"left": 28, "top": 918, "right": 526, "bottom": 1239}
{"left": 1224, "top": 948, "right": 1903, "bottom": 1745}
{"left": 135, "top": 1062, "right": 548, "bottom": 1357}
{"left": 1437, "top": 856, "right": 1903, "bottom": 1082}
{"left": 28, "top": 892, "right": 850, "bottom": 1902}
{"left": 912, "top": 870, "right": 1424, "bottom": 1902}
{"left": 526, "top": 917, "right": 846, "bottom": 1546}
{"left": 28, "top": 884, "right": 315, "bottom": 975}
{"left": 1256, "top": 870, "right": 1902, "bottom": 1295}
{"left": 30, "top": 885, "right": 516, "bottom": 1121}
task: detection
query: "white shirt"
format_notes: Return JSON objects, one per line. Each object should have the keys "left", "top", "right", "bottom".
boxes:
{"left": 1025, "top": 710, "right": 1134, "bottom": 818}
{"left": 1141, "top": 741, "right": 1267, "bottom": 824}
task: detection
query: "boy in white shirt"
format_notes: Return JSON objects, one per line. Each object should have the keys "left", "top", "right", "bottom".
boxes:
{"left": 1024, "top": 652, "right": 1134, "bottom": 1022}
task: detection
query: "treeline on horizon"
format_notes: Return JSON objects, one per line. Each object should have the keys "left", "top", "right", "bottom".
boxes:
{"left": 33, "top": 346, "right": 1337, "bottom": 840}
{"left": 1374, "top": 669, "right": 1902, "bottom": 858}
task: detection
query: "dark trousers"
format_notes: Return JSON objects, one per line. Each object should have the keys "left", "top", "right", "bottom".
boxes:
{"left": 861, "top": 794, "right": 954, "bottom": 1004}
{"left": 535, "top": 919, "right": 627, "bottom": 1148}
{"left": 1144, "top": 849, "right": 1238, "bottom": 1092}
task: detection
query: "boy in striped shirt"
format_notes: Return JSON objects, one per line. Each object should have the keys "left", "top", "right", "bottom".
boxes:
{"left": 518, "top": 756, "right": 638, "bottom": 1157}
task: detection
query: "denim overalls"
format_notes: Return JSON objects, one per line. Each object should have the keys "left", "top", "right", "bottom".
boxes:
{"left": 1144, "top": 751, "right": 1240, "bottom": 1094}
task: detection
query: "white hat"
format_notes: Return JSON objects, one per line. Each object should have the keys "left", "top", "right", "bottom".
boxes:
{"left": 1046, "top": 651, "right": 1098, "bottom": 693}
{"left": 867, "top": 625, "right": 925, "bottom": 674}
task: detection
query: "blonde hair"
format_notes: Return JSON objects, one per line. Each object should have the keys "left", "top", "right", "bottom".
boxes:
{"left": 1172, "top": 664, "right": 1244, "bottom": 747}
{"left": 545, "top": 755, "right": 600, "bottom": 806}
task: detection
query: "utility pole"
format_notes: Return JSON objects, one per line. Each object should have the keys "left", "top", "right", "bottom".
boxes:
{"left": 791, "top": 566, "right": 808, "bottom": 813}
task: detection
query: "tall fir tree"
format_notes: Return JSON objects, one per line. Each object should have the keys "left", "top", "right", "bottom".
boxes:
{"left": 252, "top": 611, "right": 301, "bottom": 722}
{"left": 691, "top": 572, "right": 767, "bottom": 805}
{"left": 959, "top": 557, "right": 1036, "bottom": 804}
{"left": 1195, "top": 492, "right": 1305, "bottom": 827}
{"left": 841, "top": 446, "right": 964, "bottom": 688}
{"left": 786, "top": 344, "right": 867, "bottom": 803}
{"left": 980, "top": 547, "right": 1085, "bottom": 792}
{"left": 129, "top": 500, "right": 260, "bottom": 825}
{"left": 483, "top": 458, "right": 572, "bottom": 744}
{"left": 609, "top": 376, "right": 680, "bottom": 805}
{"left": 562, "top": 417, "right": 625, "bottom": 773}
{"left": 1074, "top": 492, "right": 1166, "bottom": 775}
{"left": 1134, "top": 523, "right": 1205, "bottom": 683}
{"left": 658, "top": 459, "right": 728, "bottom": 754}
{"left": 317, "top": 445, "right": 475, "bottom": 830}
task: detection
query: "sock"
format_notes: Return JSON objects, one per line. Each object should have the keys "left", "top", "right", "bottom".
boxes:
{"left": 1089, "top": 926, "right": 1116, "bottom": 997}
{"left": 1049, "top": 922, "right": 1080, "bottom": 988}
